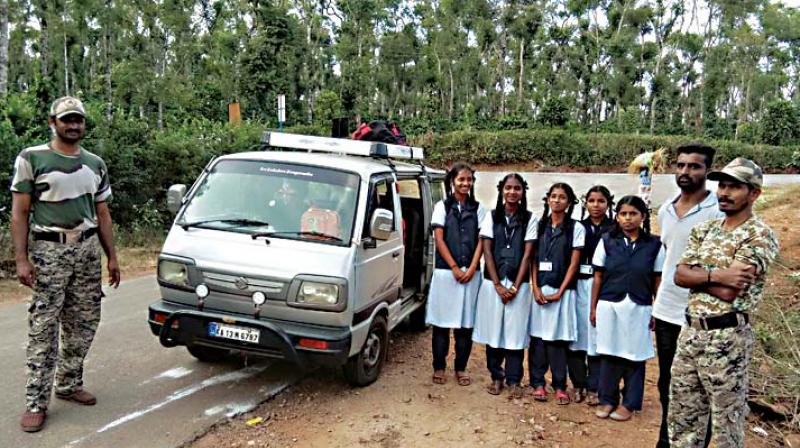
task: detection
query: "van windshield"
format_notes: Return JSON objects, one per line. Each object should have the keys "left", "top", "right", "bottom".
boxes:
{"left": 178, "top": 160, "right": 360, "bottom": 245}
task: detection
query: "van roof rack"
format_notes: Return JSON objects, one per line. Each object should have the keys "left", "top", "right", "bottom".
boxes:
{"left": 261, "top": 131, "right": 424, "bottom": 161}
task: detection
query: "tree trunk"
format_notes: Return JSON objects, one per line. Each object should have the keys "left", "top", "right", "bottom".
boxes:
{"left": 39, "top": 1, "right": 50, "bottom": 79}
{"left": 63, "top": 26, "right": 69, "bottom": 94}
{"left": 517, "top": 39, "right": 524, "bottom": 112}
{"left": 104, "top": 29, "right": 112, "bottom": 118}
{"left": 448, "top": 64, "right": 454, "bottom": 119}
{"left": 0, "top": 0, "right": 8, "bottom": 96}
{"left": 649, "top": 54, "right": 663, "bottom": 134}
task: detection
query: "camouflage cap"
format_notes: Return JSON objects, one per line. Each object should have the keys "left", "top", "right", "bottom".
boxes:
{"left": 708, "top": 157, "right": 763, "bottom": 189}
{"left": 50, "top": 96, "right": 86, "bottom": 119}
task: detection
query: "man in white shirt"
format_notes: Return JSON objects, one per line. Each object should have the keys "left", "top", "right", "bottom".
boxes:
{"left": 653, "top": 143, "right": 724, "bottom": 448}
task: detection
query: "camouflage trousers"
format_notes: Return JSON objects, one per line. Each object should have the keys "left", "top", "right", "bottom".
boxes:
{"left": 668, "top": 323, "right": 753, "bottom": 448}
{"left": 26, "top": 235, "right": 103, "bottom": 411}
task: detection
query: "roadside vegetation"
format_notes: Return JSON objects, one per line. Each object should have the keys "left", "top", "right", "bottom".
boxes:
{"left": 749, "top": 184, "right": 800, "bottom": 436}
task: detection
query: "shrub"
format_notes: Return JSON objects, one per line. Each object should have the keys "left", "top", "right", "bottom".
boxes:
{"left": 761, "top": 101, "right": 800, "bottom": 146}
{"left": 412, "top": 129, "right": 798, "bottom": 171}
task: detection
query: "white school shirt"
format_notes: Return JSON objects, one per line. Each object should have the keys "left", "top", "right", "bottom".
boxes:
{"left": 479, "top": 211, "right": 538, "bottom": 243}
{"left": 652, "top": 192, "right": 724, "bottom": 325}
{"left": 430, "top": 200, "right": 487, "bottom": 236}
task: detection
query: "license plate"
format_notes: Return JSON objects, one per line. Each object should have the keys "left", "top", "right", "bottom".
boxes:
{"left": 208, "top": 322, "right": 260, "bottom": 344}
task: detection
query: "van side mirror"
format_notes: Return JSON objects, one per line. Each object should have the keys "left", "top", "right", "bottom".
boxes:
{"left": 369, "top": 208, "right": 394, "bottom": 240}
{"left": 167, "top": 184, "right": 187, "bottom": 215}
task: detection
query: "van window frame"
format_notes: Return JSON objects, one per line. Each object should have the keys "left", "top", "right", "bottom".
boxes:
{"left": 362, "top": 173, "right": 397, "bottom": 240}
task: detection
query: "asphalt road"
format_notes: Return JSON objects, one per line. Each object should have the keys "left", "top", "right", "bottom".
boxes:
{"left": 0, "top": 275, "right": 302, "bottom": 448}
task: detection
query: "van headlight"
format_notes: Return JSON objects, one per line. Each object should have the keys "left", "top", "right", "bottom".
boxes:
{"left": 299, "top": 282, "right": 339, "bottom": 305}
{"left": 288, "top": 276, "right": 347, "bottom": 311}
{"left": 158, "top": 259, "right": 190, "bottom": 287}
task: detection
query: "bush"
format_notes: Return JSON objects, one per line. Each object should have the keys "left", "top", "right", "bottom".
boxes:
{"left": 3, "top": 115, "right": 796, "bottom": 239}
{"left": 761, "top": 101, "right": 800, "bottom": 146}
{"left": 538, "top": 97, "right": 570, "bottom": 127}
{"left": 412, "top": 129, "right": 798, "bottom": 171}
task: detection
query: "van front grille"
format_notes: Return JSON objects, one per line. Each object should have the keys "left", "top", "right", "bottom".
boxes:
{"left": 201, "top": 271, "right": 287, "bottom": 300}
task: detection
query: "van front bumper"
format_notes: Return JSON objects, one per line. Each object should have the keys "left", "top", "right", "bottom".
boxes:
{"left": 148, "top": 300, "right": 351, "bottom": 367}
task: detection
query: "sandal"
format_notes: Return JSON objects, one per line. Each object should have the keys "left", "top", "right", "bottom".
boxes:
{"left": 595, "top": 404, "right": 614, "bottom": 419}
{"left": 574, "top": 388, "right": 588, "bottom": 403}
{"left": 486, "top": 380, "right": 504, "bottom": 395}
{"left": 531, "top": 386, "right": 548, "bottom": 402}
{"left": 508, "top": 385, "right": 524, "bottom": 400}
{"left": 610, "top": 406, "right": 633, "bottom": 422}
{"left": 555, "top": 390, "right": 571, "bottom": 405}
{"left": 432, "top": 370, "right": 446, "bottom": 385}
{"left": 455, "top": 371, "right": 471, "bottom": 386}
{"left": 586, "top": 391, "right": 600, "bottom": 406}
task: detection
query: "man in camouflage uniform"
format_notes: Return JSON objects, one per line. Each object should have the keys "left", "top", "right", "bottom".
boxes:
{"left": 11, "top": 96, "right": 121, "bottom": 432}
{"left": 668, "top": 158, "right": 779, "bottom": 447}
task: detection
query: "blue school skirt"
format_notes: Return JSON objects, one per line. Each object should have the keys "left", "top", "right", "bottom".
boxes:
{"left": 472, "top": 278, "right": 532, "bottom": 350}
{"left": 570, "top": 277, "right": 596, "bottom": 354}
{"left": 425, "top": 268, "right": 482, "bottom": 328}
{"left": 529, "top": 285, "right": 577, "bottom": 342}
{"left": 595, "top": 295, "right": 655, "bottom": 362}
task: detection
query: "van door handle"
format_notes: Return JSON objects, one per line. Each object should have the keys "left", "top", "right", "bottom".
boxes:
{"left": 392, "top": 250, "right": 401, "bottom": 258}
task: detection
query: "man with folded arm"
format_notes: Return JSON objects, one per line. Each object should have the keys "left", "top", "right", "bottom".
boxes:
{"left": 668, "top": 158, "right": 779, "bottom": 448}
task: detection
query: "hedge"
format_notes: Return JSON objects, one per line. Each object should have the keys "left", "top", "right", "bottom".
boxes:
{"left": 412, "top": 129, "right": 799, "bottom": 171}
{"left": 2, "top": 122, "right": 797, "bottom": 230}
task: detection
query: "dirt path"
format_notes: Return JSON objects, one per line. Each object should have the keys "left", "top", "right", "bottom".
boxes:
{"left": 189, "top": 328, "right": 775, "bottom": 448}
{"left": 190, "top": 187, "right": 800, "bottom": 448}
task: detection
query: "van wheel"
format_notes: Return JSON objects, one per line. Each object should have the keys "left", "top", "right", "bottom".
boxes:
{"left": 343, "top": 316, "right": 388, "bottom": 387}
{"left": 408, "top": 302, "right": 428, "bottom": 332}
{"left": 187, "top": 345, "right": 229, "bottom": 362}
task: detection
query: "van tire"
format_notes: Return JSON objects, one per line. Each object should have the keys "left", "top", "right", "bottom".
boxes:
{"left": 187, "top": 345, "right": 229, "bottom": 362}
{"left": 343, "top": 316, "right": 388, "bottom": 387}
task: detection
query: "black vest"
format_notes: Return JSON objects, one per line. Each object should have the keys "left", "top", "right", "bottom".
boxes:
{"left": 536, "top": 219, "right": 577, "bottom": 290}
{"left": 434, "top": 200, "right": 481, "bottom": 269}
{"left": 579, "top": 217, "right": 614, "bottom": 279}
{"left": 597, "top": 233, "right": 662, "bottom": 306}
{"left": 484, "top": 211, "right": 530, "bottom": 284}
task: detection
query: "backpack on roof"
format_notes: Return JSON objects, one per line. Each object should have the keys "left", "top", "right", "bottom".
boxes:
{"left": 351, "top": 120, "right": 407, "bottom": 145}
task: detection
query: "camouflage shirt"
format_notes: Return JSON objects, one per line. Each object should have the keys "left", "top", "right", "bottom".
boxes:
{"left": 10, "top": 144, "right": 111, "bottom": 232}
{"left": 679, "top": 215, "right": 779, "bottom": 318}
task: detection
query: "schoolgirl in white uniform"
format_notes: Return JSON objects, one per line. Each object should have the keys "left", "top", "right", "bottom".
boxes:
{"left": 590, "top": 195, "right": 665, "bottom": 422}
{"left": 472, "top": 173, "right": 537, "bottom": 399}
{"left": 529, "top": 183, "right": 584, "bottom": 405}
{"left": 426, "top": 162, "right": 486, "bottom": 386}
{"left": 567, "top": 185, "right": 614, "bottom": 405}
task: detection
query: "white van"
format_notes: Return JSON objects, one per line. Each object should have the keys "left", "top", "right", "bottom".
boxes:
{"left": 148, "top": 132, "right": 444, "bottom": 385}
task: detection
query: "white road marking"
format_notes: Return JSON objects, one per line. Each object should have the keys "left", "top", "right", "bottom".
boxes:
{"left": 203, "top": 405, "right": 226, "bottom": 416}
{"left": 156, "top": 366, "right": 193, "bottom": 379}
{"left": 66, "top": 363, "right": 283, "bottom": 447}
{"left": 97, "top": 364, "right": 270, "bottom": 433}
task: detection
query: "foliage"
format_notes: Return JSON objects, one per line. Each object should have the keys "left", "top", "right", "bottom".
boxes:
{"left": 538, "top": 98, "right": 570, "bottom": 128}
{"left": 761, "top": 101, "right": 800, "bottom": 146}
{"left": 1, "top": 110, "right": 797, "bottom": 232}
{"left": 413, "top": 129, "right": 798, "bottom": 171}
{"left": 1, "top": 0, "right": 800, "bottom": 146}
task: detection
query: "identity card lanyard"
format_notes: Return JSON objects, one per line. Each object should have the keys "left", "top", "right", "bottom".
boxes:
{"left": 504, "top": 226, "right": 515, "bottom": 249}
{"left": 540, "top": 226, "right": 561, "bottom": 272}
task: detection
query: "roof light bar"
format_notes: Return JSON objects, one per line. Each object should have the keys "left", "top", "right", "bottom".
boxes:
{"left": 261, "top": 132, "right": 424, "bottom": 160}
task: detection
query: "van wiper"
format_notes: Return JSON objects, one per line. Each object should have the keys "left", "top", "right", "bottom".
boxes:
{"left": 255, "top": 230, "right": 344, "bottom": 242}
{"left": 181, "top": 218, "right": 270, "bottom": 231}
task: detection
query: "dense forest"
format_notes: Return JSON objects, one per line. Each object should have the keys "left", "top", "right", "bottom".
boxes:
{"left": 1, "top": 0, "right": 800, "bottom": 228}
{"left": 1, "top": 0, "right": 800, "bottom": 145}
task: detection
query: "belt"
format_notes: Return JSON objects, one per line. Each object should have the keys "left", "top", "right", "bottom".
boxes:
{"left": 685, "top": 312, "right": 749, "bottom": 331}
{"left": 33, "top": 228, "right": 97, "bottom": 244}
